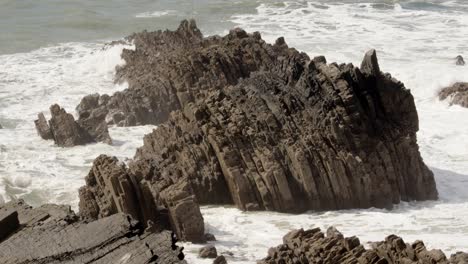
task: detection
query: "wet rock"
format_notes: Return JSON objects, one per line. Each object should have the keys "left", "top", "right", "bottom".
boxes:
{"left": 456, "top": 55, "right": 465, "bottom": 66}
{"left": 0, "top": 200, "right": 186, "bottom": 264}
{"left": 199, "top": 245, "right": 218, "bottom": 259}
{"left": 213, "top": 255, "right": 227, "bottom": 264}
{"left": 205, "top": 233, "right": 217, "bottom": 241}
{"left": 78, "top": 20, "right": 437, "bottom": 243}
{"left": 35, "top": 104, "right": 111, "bottom": 147}
{"left": 439, "top": 82, "right": 468, "bottom": 108}
{"left": 79, "top": 155, "right": 205, "bottom": 243}
{"left": 259, "top": 227, "right": 466, "bottom": 264}
{"left": 34, "top": 112, "right": 53, "bottom": 140}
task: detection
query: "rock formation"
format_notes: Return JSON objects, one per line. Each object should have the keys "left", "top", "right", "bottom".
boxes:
{"left": 0, "top": 199, "right": 186, "bottom": 264}
{"left": 35, "top": 104, "right": 111, "bottom": 147}
{"left": 199, "top": 245, "right": 218, "bottom": 259}
{"left": 456, "top": 55, "right": 465, "bottom": 66}
{"left": 439, "top": 82, "right": 468, "bottom": 108}
{"left": 78, "top": 20, "right": 438, "bottom": 243}
{"left": 259, "top": 227, "right": 468, "bottom": 264}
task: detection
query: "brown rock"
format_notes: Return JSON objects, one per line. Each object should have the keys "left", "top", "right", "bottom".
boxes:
{"left": 78, "top": 20, "right": 437, "bottom": 243}
{"left": 456, "top": 55, "right": 465, "bottom": 66}
{"left": 439, "top": 82, "right": 468, "bottom": 108}
{"left": 0, "top": 200, "right": 186, "bottom": 264}
{"left": 34, "top": 112, "right": 53, "bottom": 140}
{"left": 259, "top": 227, "right": 465, "bottom": 264}
{"left": 35, "top": 103, "right": 111, "bottom": 147}
{"left": 0, "top": 210, "right": 19, "bottom": 241}
{"left": 199, "top": 245, "right": 218, "bottom": 259}
{"left": 214, "top": 255, "right": 227, "bottom": 264}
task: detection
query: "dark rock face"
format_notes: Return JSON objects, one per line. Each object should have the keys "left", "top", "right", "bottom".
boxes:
{"left": 35, "top": 104, "right": 111, "bottom": 147}
{"left": 456, "top": 55, "right": 465, "bottom": 66}
{"left": 213, "top": 255, "right": 227, "bottom": 264}
{"left": 439, "top": 82, "right": 468, "bottom": 108}
{"left": 79, "top": 155, "right": 205, "bottom": 243}
{"left": 0, "top": 200, "right": 186, "bottom": 264}
{"left": 199, "top": 245, "right": 218, "bottom": 259}
{"left": 78, "top": 20, "right": 437, "bottom": 242}
{"left": 259, "top": 227, "right": 467, "bottom": 264}
{"left": 0, "top": 210, "right": 19, "bottom": 241}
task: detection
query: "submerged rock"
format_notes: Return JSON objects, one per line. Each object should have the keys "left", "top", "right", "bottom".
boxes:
{"left": 259, "top": 227, "right": 467, "bottom": 264}
{"left": 456, "top": 55, "right": 465, "bottom": 66}
{"left": 35, "top": 104, "right": 111, "bottom": 147}
{"left": 0, "top": 200, "right": 186, "bottom": 264}
{"left": 78, "top": 20, "right": 437, "bottom": 242}
{"left": 199, "top": 245, "right": 218, "bottom": 259}
{"left": 439, "top": 82, "right": 468, "bottom": 108}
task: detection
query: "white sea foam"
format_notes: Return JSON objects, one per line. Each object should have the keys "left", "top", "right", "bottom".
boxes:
{"left": 0, "top": 41, "right": 155, "bottom": 208}
{"left": 135, "top": 10, "right": 175, "bottom": 18}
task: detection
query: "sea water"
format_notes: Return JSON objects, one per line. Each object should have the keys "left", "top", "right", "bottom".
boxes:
{"left": 0, "top": 1, "right": 467, "bottom": 263}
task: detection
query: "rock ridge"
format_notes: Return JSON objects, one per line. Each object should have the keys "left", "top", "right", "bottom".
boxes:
{"left": 259, "top": 227, "right": 468, "bottom": 264}
{"left": 76, "top": 20, "right": 438, "bottom": 243}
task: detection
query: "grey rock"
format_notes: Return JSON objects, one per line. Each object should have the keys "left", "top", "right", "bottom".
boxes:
{"left": 78, "top": 20, "right": 437, "bottom": 243}
{"left": 199, "top": 245, "right": 218, "bottom": 259}
{"left": 35, "top": 104, "right": 111, "bottom": 147}
{"left": 259, "top": 227, "right": 467, "bottom": 264}
{"left": 213, "top": 255, "right": 227, "bottom": 264}
{"left": 34, "top": 112, "right": 53, "bottom": 140}
{"left": 205, "top": 233, "right": 217, "bottom": 241}
{"left": 439, "top": 82, "right": 468, "bottom": 108}
{"left": 0, "top": 200, "right": 186, "bottom": 264}
{"left": 456, "top": 55, "right": 465, "bottom": 66}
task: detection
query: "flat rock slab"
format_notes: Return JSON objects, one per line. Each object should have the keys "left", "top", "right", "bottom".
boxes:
{"left": 0, "top": 200, "right": 186, "bottom": 264}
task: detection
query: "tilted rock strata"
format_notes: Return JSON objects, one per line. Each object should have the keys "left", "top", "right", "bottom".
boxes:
{"left": 78, "top": 21, "right": 437, "bottom": 242}
{"left": 35, "top": 104, "right": 111, "bottom": 147}
{"left": 439, "top": 82, "right": 468, "bottom": 108}
{"left": 0, "top": 200, "right": 186, "bottom": 264}
{"left": 259, "top": 227, "right": 468, "bottom": 264}
{"left": 79, "top": 155, "right": 205, "bottom": 243}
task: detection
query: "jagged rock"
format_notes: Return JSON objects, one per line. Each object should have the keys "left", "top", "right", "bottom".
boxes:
{"left": 76, "top": 94, "right": 112, "bottom": 144}
{"left": 35, "top": 104, "right": 111, "bottom": 147}
{"left": 439, "top": 82, "right": 468, "bottom": 108}
{"left": 259, "top": 227, "right": 467, "bottom": 264}
{"left": 0, "top": 200, "right": 186, "bottom": 264}
{"left": 199, "top": 245, "right": 218, "bottom": 259}
{"left": 213, "top": 255, "right": 227, "bottom": 264}
{"left": 78, "top": 20, "right": 437, "bottom": 242}
{"left": 79, "top": 155, "right": 205, "bottom": 243}
{"left": 456, "top": 55, "right": 465, "bottom": 66}
{"left": 0, "top": 210, "right": 19, "bottom": 241}
{"left": 34, "top": 112, "right": 53, "bottom": 140}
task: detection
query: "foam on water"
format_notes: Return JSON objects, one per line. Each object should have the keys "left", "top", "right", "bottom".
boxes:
{"left": 0, "top": 42, "right": 156, "bottom": 208}
{"left": 135, "top": 10, "right": 176, "bottom": 18}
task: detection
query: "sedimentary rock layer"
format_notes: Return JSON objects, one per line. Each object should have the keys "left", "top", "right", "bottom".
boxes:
{"left": 78, "top": 20, "right": 438, "bottom": 242}
{"left": 439, "top": 82, "right": 468, "bottom": 108}
{"left": 259, "top": 227, "right": 468, "bottom": 264}
{"left": 0, "top": 200, "right": 186, "bottom": 264}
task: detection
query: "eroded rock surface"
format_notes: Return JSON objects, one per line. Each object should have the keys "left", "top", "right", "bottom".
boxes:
{"left": 35, "top": 104, "right": 111, "bottom": 147}
{"left": 259, "top": 227, "right": 467, "bottom": 264}
{"left": 78, "top": 20, "right": 437, "bottom": 242}
{"left": 0, "top": 200, "right": 186, "bottom": 264}
{"left": 439, "top": 82, "right": 468, "bottom": 108}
